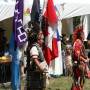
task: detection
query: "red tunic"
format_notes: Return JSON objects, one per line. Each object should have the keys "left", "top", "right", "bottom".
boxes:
{"left": 73, "top": 39, "right": 83, "bottom": 61}
{"left": 73, "top": 39, "right": 85, "bottom": 78}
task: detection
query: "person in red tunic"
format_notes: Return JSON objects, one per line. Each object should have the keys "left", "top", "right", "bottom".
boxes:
{"left": 72, "top": 25, "right": 88, "bottom": 90}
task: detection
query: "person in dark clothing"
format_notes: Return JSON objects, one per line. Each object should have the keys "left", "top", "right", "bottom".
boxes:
{"left": 88, "top": 52, "right": 90, "bottom": 69}
{"left": 87, "top": 32, "right": 90, "bottom": 49}
{"left": 26, "top": 21, "right": 48, "bottom": 90}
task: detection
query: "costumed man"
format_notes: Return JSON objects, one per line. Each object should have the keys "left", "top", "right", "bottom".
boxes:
{"left": 71, "top": 25, "right": 88, "bottom": 90}
{"left": 26, "top": 21, "right": 48, "bottom": 90}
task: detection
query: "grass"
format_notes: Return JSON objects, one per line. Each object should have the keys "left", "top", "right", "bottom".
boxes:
{"left": 0, "top": 76, "right": 90, "bottom": 90}
{"left": 46, "top": 76, "right": 73, "bottom": 90}
{"left": 46, "top": 76, "right": 90, "bottom": 90}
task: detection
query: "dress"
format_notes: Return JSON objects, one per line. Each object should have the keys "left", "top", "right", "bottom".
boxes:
{"left": 26, "top": 43, "right": 46, "bottom": 90}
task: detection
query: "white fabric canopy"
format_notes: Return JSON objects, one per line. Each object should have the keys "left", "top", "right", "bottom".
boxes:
{"left": 58, "top": 3, "right": 90, "bottom": 19}
{"left": 1, "top": 0, "right": 90, "bottom": 21}
{"left": 0, "top": 2, "right": 15, "bottom": 21}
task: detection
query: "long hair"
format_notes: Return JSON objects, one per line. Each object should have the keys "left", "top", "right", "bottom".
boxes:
{"left": 27, "top": 21, "right": 40, "bottom": 45}
{"left": 73, "top": 25, "right": 83, "bottom": 42}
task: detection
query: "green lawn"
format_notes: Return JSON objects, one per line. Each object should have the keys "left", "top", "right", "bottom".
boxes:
{"left": 46, "top": 76, "right": 72, "bottom": 90}
{"left": 0, "top": 76, "right": 90, "bottom": 90}
{"left": 46, "top": 76, "right": 90, "bottom": 90}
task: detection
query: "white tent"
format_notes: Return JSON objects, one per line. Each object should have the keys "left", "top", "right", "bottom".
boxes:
{"left": 0, "top": 1, "right": 15, "bottom": 21}
{"left": 1, "top": 0, "right": 90, "bottom": 21}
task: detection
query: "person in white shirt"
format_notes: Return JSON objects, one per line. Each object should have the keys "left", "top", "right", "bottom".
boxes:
{"left": 26, "top": 21, "right": 48, "bottom": 90}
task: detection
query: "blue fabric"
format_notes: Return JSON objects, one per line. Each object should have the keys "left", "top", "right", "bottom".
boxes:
{"left": 56, "top": 28, "right": 61, "bottom": 41}
{"left": 11, "top": 48, "right": 20, "bottom": 90}
{"left": 9, "top": 33, "right": 20, "bottom": 90}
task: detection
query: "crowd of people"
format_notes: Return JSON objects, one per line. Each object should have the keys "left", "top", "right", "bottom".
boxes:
{"left": 17, "top": 21, "right": 90, "bottom": 90}
{"left": 0, "top": 20, "right": 90, "bottom": 90}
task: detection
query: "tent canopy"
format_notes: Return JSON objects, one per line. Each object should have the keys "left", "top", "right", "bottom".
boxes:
{"left": 0, "top": 2, "right": 15, "bottom": 21}
{"left": 58, "top": 3, "right": 90, "bottom": 19}
{"left": 0, "top": 0, "right": 90, "bottom": 21}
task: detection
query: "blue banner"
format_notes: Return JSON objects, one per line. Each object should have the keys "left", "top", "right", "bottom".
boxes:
{"left": 9, "top": 32, "right": 20, "bottom": 90}
{"left": 11, "top": 48, "right": 20, "bottom": 90}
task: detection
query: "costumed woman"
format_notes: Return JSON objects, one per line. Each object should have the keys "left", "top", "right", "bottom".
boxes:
{"left": 71, "top": 25, "right": 88, "bottom": 90}
{"left": 26, "top": 21, "right": 48, "bottom": 90}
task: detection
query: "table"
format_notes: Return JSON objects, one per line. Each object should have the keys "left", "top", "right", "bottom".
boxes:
{"left": 0, "top": 56, "right": 11, "bottom": 83}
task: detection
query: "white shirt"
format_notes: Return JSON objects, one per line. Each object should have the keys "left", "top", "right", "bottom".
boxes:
{"left": 30, "top": 46, "right": 39, "bottom": 58}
